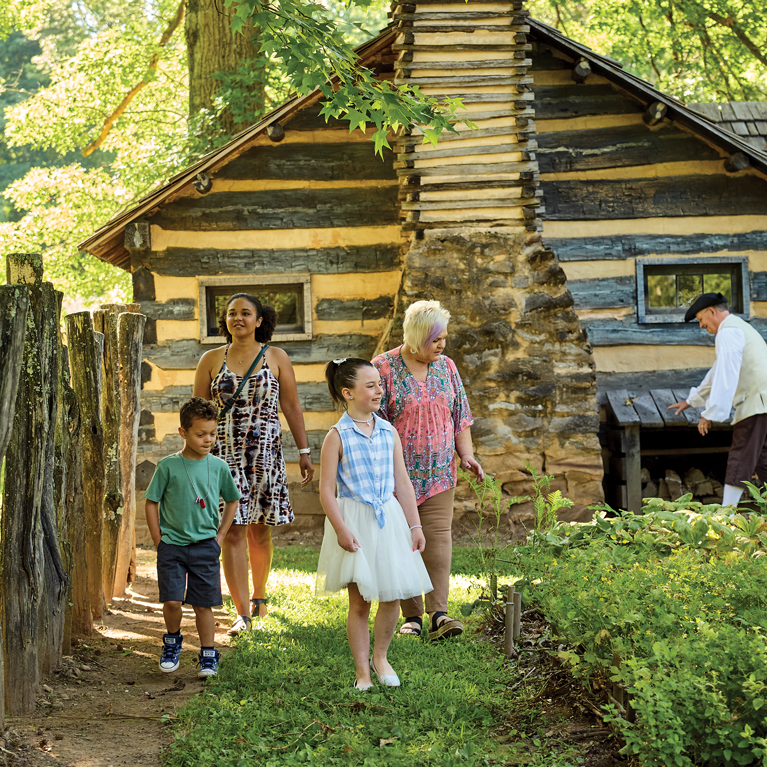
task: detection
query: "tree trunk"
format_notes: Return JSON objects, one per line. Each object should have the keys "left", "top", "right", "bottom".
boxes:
{"left": 186, "top": 0, "right": 266, "bottom": 140}
{"left": 65, "top": 312, "right": 106, "bottom": 621}
{"left": 0, "top": 283, "right": 30, "bottom": 728}
{"left": 114, "top": 310, "right": 146, "bottom": 598}
{"left": 93, "top": 307, "right": 124, "bottom": 603}
{"left": 1, "top": 253, "right": 61, "bottom": 714}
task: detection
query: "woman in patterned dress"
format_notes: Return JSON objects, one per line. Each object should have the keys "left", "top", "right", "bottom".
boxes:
{"left": 194, "top": 294, "right": 314, "bottom": 634}
{"left": 372, "top": 300, "right": 484, "bottom": 640}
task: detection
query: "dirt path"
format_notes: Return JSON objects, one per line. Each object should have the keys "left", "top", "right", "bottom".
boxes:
{"left": 3, "top": 548, "right": 234, "bottom": 767}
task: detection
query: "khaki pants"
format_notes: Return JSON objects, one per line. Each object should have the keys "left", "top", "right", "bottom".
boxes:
{"left": 400, "top": 488, "right": 455, "bottom": 617}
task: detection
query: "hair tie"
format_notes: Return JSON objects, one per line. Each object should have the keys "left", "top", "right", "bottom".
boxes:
{"left": 332, "top": 358, "right": 347, "bottom": 365}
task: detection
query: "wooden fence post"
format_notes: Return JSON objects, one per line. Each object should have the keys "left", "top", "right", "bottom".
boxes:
{"left": 114, "top": 309, "right": 146, "bottom": 597}
{"left": 0, "top": 283, "right": 30, "bottom": 728}
{"left": 65, "top": 312, "right": 106, "bottom": 620}
{"left": 505, "top": 585, "right": 516, "bottom": 658}
{"left": 93, "top": 306, "right": 125, "bottom": 601}
{"left": 2, "top": 253, "right": 64, "bottom": 714}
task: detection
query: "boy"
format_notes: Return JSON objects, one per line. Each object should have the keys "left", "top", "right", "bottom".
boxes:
{"left": 144, "top": 397, "right": 241, "bottom": 678}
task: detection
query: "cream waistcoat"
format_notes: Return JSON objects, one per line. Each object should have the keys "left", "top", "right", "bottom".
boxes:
{"left": 722, "top": 314, "right": 767, "bottom": 424}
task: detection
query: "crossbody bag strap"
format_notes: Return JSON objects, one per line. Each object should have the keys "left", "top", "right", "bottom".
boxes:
{"left": 218, "top": 344, "right": 269, "bottom": 420}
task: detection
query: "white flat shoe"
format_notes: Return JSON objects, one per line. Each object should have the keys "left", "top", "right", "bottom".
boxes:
{"left": 370, "top": 659, "right": 400, "bottom": 687}
{"left": 353, "top": 679, "right": 373, "bottom": 691}
{"left": 226, "top": 615, "right": 252, "bottom": 636}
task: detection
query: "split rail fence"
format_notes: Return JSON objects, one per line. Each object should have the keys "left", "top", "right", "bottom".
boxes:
{"left": 0, "top": 253, "right": 146, "bottom": 721}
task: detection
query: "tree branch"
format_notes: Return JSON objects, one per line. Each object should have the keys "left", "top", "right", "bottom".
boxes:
{"left": 81, "top": 0, "right": 185, "bottom": 157}
{"left": 706, "top": 10, "right": 767, "bottom": 68}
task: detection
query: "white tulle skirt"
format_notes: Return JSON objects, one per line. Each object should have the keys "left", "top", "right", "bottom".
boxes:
{"left": 315, "top": 496, "right": 433, "bottom": 603}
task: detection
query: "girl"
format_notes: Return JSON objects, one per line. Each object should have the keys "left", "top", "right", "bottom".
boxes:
{"left": 316, "top": 358, "right": 432, "bottom": 690}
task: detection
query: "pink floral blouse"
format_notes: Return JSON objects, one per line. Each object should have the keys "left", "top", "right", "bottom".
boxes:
{"left": 372, "top": 346, "right": 473, "bottom": 505}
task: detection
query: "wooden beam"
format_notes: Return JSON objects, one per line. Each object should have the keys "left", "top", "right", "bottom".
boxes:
{"left": 583, "top": 317, "right": 724, "bottom": 346}
{"left": 724, "top": 151, "right": 751, "bottom": 173}
{"left": 549, "top": 231, "right": 767, "bottom": 262}
{"left": 537, "top": 123, "right": 721, "bottom": 173}
{"left": 627, "top": 389, "right": 664, "bottom": 427}
{"left": 148, "top": 186, "right": 399, "bottom": 231}
{"left": 606, "top": 388, "right": 640, "bottom": 425}
{"left": 542, "top": 175, "right": 767, "bottom": 220}
{"left": 650, "top": 388, "right": 689, "bottom": 426}
{"left": 642, "top": 100, "right": 668, "bottom": 127}
{"left": 568, "top": 276, "right": 634, "bottom": 310}
{"left": 621, "top": 424, "right": 642, "bottom": 512}
{"left": 533, "top": 84, "right": 640, "bottom": 120}
{"left": 598, "top": 368, "right": 710, "bottom": 393}
{"left": 572, "top": 58, "right": 592, "bottom": 83}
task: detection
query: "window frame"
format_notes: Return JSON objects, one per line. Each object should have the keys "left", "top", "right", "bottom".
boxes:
{"left": 636, "top": 256, "right": 750, "bottom": 324}
{"left": 198, "top": 274, "right": 313, "bottom": 344}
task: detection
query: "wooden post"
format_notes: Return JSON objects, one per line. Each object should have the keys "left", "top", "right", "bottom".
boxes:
{"left": 642, "top": 100, "right": 668, "bottom": 127}
{"left": 504, "top": 585, "right": 515, "bottom": 658}
{"left": 622, "top": 424, "right": 642, "bottom": 513}
{"left": 2, "top": 253, "right": 61, "bottom": 714}
{"left": 0, "top": 283, "right": 30, "bottom": 728}
{"left": 114, "top": 310, "right": 146, "bottom": 597}
{"left": 513, "top": 592, "right": 522, "bottom": 639}
{"left": 65, "top": 312, "right": 106, "bottom": 621}
{"left": 93, "top": 307, "right": 125, "bottom": 602}
{"left": 572, "top": 58, "right": 592, "bottom": 83}
{"left": 724, "top": 152, "right": 750, "bottom": 173}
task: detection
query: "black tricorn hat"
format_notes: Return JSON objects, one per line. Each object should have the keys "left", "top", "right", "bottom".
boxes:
{"left": 684, "top": 292, "right": 727, "bottom": 322}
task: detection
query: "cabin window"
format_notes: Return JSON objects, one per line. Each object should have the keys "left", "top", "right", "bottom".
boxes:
{"left": 636, "top": 256, "right": 749, "bottom": 324}
{"left": 198, "top": 275, "right": 312, "bottom": 343}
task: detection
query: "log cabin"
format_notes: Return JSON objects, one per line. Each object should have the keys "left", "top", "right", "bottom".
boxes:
{"left": 79, "top": 1, "right": 767, "bottom": 539}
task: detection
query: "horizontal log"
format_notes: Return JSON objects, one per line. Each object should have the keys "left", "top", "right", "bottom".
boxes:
{"left": 402, "top": 197, "right": 540, "bottom": 210}
{"left": 398, "top": 24, "right": 529, "bottom": 33}
{"left": 584, "top": 317, "right": 767, "bottom": 346}
{"left": 315, "top": 296, "right": 394, "bottom": 321}
{"left": 141, "top": 382, "right": 335, "bottom": 413}
{"left": 217, "top": 143, "right": 397, "bottom": 181}
{"left": 137, "top": 298, "right": 196, "bottom": 321}
{"left": 537, "top": 122, "right": 721, "bottom": 173}
{"left": 144, "top": 334, "right": 379, "bottom": 369}
{"left": 148, "top": 187, "right": 398, "bottom": 231}
{"left": 394, "top": 11, "right": 529, "bottom": 20}
{"left": 597, "top": 368, "right": 709, "bottom": 393}
{"left": 398, "top": 126, "right": 529, "bottom": 145}
{"left": 394, "top": 58, "right": 531, "bottom": 70}
{"left": 548, "top": 231, "right": 767, "bottom": 262}
{"left": 568, "top": 276, "right": 635, "bottom": 310}
{"left": 402, "top": 217, "right": 537, "bottom": 231}
{"left": 533, "top": 84, "right": 640, "bottom": 120}
{"left": 542, "top": 175, "right": 767, "bottom": 220}
{"left": 392, "top": 43, "right": 533, "bottom": 52}
{"left": 392, "top": 0, "right": 524, "bottom": 5}
{"left": 529, "top": 48, "right": 572, "bottom": 70}
{"left": 403, "top": 178, "right": 539, "bottom": 194}
{"left": 751, "top": 270, "right": 767, "bottom": 301}
{"left": 397, "top": 143, "right": 535, "bottom": 162}
{"left": 396, "top": 75, "right": 532, "bottom": 87}
{"left": 142, "top": 244, "right": 402, "bottom": 277}
{"left": 398, "top": 161, "right": 538, "bottom": 177}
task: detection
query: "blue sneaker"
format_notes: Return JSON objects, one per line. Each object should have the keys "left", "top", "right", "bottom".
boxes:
{"left": 159, "top": 633, "right": 183, "bottom": 673}
{"left": 197, "top": 649, "right": 220, "bottom": 679}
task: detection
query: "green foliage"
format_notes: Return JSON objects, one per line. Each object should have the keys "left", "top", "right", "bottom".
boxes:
{"left": 529, "top": 0, "right": 767, "bottom": 102}
{"left": 166, "top": 546, "right": 588, "bottom": 767}
{"left": 518, "top": 501, "right": 767, "bottom": 766}
{"left": 226, "top": 0, "right": 469, "bottom": 156}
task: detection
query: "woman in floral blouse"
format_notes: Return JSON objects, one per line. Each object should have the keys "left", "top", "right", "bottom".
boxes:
{"left": 372, "top": 300, "right": 484, "bottom": 640}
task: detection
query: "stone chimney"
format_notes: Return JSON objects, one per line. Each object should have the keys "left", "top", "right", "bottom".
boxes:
{"left": 387, "top": 0, "right": 604, "bottom": 521}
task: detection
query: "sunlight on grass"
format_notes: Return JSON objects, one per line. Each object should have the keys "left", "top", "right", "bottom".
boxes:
{"left": 166, "top": 546, "right": 586, "bottom": 767}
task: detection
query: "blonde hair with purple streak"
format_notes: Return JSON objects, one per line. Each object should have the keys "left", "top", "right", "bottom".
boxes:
{"left": 402, "top": 300, "right": 451, "bottom": 354}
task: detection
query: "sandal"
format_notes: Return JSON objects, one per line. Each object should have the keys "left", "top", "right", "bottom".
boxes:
{"left": 428, "top": 612, "right": 463, "bottom": 640}
{"left": 398, "top": 616, "right": 422, "bottom": 637}
{"left": 250, "top": 597, "right": 267, "bottom": 619}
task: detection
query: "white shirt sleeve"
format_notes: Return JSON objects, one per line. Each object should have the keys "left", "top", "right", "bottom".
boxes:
{"left": 687, "top": 326, "right": 744, "bottom": 422}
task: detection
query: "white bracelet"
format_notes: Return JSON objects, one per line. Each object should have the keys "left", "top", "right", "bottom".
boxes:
{"left": 409, "top": 524, "right": 422, "bottom": 530}
{"left": 298, "top": 448, "right": 311, "bottom": 455}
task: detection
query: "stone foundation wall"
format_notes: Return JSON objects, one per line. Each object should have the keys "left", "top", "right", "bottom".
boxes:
{"left": 384, "top": 229, "right": 604, "bottom": 527}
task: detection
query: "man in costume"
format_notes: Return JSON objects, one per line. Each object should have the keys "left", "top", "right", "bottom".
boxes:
{"left": 669, "top": 292, "right": 767, "bottom": 507}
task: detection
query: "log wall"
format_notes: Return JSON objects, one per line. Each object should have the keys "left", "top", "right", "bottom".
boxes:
{"left": 531, "top": 41, "right": 767, "bottom": 394}
{"left": 130, "top": 55, "right": 405, "bottom": 540}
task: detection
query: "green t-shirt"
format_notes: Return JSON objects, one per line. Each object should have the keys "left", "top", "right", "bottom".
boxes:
{"left": 145, "top": 453, "right": 241, "bottom": 546}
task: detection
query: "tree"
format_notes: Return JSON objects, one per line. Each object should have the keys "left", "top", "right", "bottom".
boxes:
{"left": 529, "top": 0, "right": 767, "bottom": 102}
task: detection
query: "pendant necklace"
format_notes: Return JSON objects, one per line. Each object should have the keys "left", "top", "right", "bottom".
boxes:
{"left": 179, "top": 453, "right": 211, "bottom": 509}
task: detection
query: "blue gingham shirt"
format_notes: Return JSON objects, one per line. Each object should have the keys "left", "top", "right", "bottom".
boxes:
{"left": 333, "top": 412, "right": 395, "bottom": 528}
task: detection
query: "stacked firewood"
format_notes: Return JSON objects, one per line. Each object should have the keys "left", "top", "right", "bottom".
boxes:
{"left": 641, "top": 467, "right": 723, "bottom": 504}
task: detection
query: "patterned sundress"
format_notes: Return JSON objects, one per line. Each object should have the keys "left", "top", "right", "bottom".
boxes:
{"left": 211, "top": 348, "right": 293, "bottom": 526}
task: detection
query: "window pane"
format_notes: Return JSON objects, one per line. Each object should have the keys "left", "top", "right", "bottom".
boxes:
{"left": 703, "top": 273, "right": 731, "bottom": 302}
{"left": 647, "top": 274, "right": 675, "bottom": 308}
{"left": 207, "top": 285, "right": 304, "bottom": 336}
{"left": 677, "top": 273, "right": 702, "bottom": 308}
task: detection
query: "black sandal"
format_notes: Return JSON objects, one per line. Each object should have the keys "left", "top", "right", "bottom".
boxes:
{"left": 250, "top": 597, "right": 267, "bottom": 618}
{"left": 398, "top": 616, "right": 423, "bottom": 637}
{"left": 428, "top": 611, "right": 463, "bottom": 640}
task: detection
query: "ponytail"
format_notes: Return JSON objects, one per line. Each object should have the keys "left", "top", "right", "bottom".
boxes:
{"left": 325, "top": 358, "right": 375, "bottom": 406}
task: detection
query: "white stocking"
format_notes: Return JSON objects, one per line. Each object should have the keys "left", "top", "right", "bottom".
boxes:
{"left": 722, "top": 484, "right": 744, "bottom": 507}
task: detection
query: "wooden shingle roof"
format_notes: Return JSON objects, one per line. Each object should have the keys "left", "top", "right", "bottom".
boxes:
{"left": 688, "top": 102, "right": 767, "bottom": 153}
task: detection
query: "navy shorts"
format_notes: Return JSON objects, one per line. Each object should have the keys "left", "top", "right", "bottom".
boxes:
{"left": 157, "top": 538, "right": 223, "bottom": 607}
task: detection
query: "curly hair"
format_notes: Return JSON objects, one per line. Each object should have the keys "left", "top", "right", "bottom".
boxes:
{"left": 217, "top": 293, "right": 277, "bottom": 343}
{"left": 179, "top": 397, "right": 219, "bottom": 429}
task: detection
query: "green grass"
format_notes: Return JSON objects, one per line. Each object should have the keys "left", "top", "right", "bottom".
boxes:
{"left": 165, "top": 546, "right": 587, "bottom": 767}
